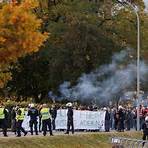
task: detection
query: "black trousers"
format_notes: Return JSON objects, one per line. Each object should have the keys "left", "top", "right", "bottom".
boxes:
{"left": 66, "top": 118, "right": 74, "bottom": 134}
{"left": 118, "top": 120, "right": 124, "bottom": 132}
{"left": 39, "top": 117, "right": 42, "bottom": 132}
{"left": 16, "top": 120, "right": 26, "bottom": 136}
{"left": 0, "top": 119, "right": 7, "bottom": 136}
{"left": 11, "top": 119, "right": 16, "bottom": 134}
{"left": 142, "top": 133, "right": 148, "bottom": 146}
{"left": 42, "top": 118, "right": 52, "bottom": 136}
{"left": 52, "top": 118, "right": 56, "bottom": 130}
{"left": 105, "top": 120, "right": 110, "bottom": 132}
{"left": 29, "top": 120, "right": 38, "bottom": 135}
{"left": 126, "top": 120, "right": 131, "bottom": 131}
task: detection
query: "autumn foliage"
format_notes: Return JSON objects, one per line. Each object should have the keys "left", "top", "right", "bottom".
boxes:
{"left": 0, "top": 0, "right": 48, "bottom": 87}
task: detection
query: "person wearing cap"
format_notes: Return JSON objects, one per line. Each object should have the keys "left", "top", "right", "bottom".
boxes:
{"left": 27, "top": 103, "right": 39, "bottom": 135}
{"left": 142, "top": 116, "right": 148, "bottom": 146}
{"left": 65, "top": 102, "right": 74, "bottom": 134}
{"left": 0, "top": 103, "right": 8, "bottom": 137}
{"left": 16, "top": 106, "right": 27, "bottom": 137}
{"left": 40, "top": 104, "right": 53, "bottom": 136}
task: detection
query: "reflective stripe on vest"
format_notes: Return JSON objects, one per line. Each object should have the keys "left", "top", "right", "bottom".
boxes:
{"left": 16, "top": 108, "right": 25, "bottom": 121}
{"left": 0, "top": 108, "right": 4, "bottom": 119}
{"left": 40, "top": 108, "right": 50, "bottom": 120}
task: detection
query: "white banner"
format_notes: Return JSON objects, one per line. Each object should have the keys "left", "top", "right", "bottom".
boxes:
{"left": 55, "top": 110, "right": 105, "bottom": 131}
{"left": 22, "top": 110, "right": 106, "bottom": 131}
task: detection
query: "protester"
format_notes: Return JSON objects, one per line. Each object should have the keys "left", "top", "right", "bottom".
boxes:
{"left": 11, "top": 106, "right": 17, "bottom": 135}
{"left": 104, "top": 107, "right": 110, "bottom": 132}
{"left": 142, "top": 116, "right": 148, "bottom": 146}
{"left": 117, "top": 106, "right": 125, "bottom": 132}
{"left": 125, "top": 108, "right": 132, "bottom": 131}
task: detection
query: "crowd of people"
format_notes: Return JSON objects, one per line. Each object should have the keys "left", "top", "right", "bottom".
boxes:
{"left": 0, "top": 102, "right": 74, "bottom": 137}
{"left": 0, "top": 102, "right": 148, "bottom": 141}
{"left": 104, "top": 104, "right": 148, "bottom": 132}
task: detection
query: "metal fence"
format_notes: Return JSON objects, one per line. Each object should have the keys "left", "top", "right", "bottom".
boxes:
{"left": 110, "top": 137, "right": 148, "bottom": 148}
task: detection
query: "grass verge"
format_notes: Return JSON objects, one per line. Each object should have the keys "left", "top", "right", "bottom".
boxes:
{"left": 0, "top": 131, "right": 142, "bottom": 148}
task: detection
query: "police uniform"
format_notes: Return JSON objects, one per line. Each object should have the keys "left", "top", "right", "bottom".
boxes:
{"left": 40, "top": 107, "right": 53, "bottom": 136}
{"left": 0, "top": 107, "right": 8, "bottom": 137}
{"left": 28, "top": 106, "right": 39, "bottom": 135}
{"left": 65, "top": 105, "right": 74, "bottom": 134}
{"left": 16, "top": 108, "right": 27, "bottom": 137}
{"left": 50, "top": 106, "right": 57, "bottom": 130}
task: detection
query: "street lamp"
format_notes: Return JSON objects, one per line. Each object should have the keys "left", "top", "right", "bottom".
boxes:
{"left": 117, "top": 0, "right": 140, "bottom": 131}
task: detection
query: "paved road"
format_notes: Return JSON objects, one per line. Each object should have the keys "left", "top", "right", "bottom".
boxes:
{"left": 0, "top": 130, "right": 139, "bottom": 138}
{"left": 0, "top": 131, "right": 98, "bottom": 138}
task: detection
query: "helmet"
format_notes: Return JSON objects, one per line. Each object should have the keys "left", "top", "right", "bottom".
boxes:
{"left": 118, "top": 106, "right": 123, "bottom": 109}
{"left": 42, "top": 104, "right": 47, "bottom": 107}
{"left": 145, "top": 116, "right": 148, "bottom": 121}
{"left": 30, "top": 103, "right": 35, "bottom": 108}
{"left": 103, "top": 107, "right": 107, "bottom": 111}
{"left": 66, "top": 102, "right": 72, "bottom": 107}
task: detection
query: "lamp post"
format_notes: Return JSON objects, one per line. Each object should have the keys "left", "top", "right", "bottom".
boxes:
{"left": 117, "top": 0, "right": 140, "bottom": 130}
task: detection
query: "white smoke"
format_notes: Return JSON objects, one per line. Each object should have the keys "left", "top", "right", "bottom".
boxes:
{"left": 144, "top": 0, "right": 148, "bottom": 12}
{"left": 49, "top": 49, "right": 148, "bottom": 103}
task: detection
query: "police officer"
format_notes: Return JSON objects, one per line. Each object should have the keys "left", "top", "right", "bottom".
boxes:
{"left": 27, "top": 104, "right": 38, "bottom": 135}
{"left": 40, "top": 104, "right": 53, "bottom": 136}
{"left": 142, "top": 116, "right": 148, "bottom": 146}
{"left": 16, "top": 106, "right": 27, "bottom": 137}
{"left": 65, "top": 102, "right": 74, "bottom": 134}
{"left": 50, "top": 104, "right": 57, "bottom": 130}
{"left": 0, "top": 104, "right": 8, "bottom": 137}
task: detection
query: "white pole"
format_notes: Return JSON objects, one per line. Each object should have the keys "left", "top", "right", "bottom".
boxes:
{"left": 117, "top": 0, "right": 141, "bottom": 130}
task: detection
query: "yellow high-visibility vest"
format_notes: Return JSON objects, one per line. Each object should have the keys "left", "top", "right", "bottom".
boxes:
{"left": 0, "top": 108, "right": 4, "bottom": 119}
{"left": 16, "top": 108, "right": 25, "bottom": 121}
{"left": 40, "top": 108, "right": 51, "bottom": 120}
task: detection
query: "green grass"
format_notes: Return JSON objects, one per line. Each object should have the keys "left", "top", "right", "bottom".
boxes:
{"left": 0, "top": 131, "right": 142, "bottom": 148}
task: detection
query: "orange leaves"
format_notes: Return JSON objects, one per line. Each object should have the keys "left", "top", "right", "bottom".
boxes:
{"left": 0, "top": 0, "right": 48, "bottom": 87}
{"left": 0, "top": 0, "right": 48, "bottom": 64}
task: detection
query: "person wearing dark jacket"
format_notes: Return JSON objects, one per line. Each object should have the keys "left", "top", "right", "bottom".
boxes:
{"left": 65, "top": 103, "right": 74, "bottom": 134}
{"left": 50, "top": 105, "right": 57, "bottom": 130}
{"left": 118, "top": 106, "right": 125, "bottom": 132}
{"left": 11, "top": 106, "right": 17, "bottom": 134}
{"left": 27, "top": 104, "right": 39, "bottom": 135}
{"left": 0, "top": 104, "right": 8, "bottom": 137}
{"left": 125, "top": 109, "right": 132, "bottom": 131}
{"left": 104, "top": 107, "right": 110, "bottom": 132}
{"left": 142, "top": 116, "right": 148, "bottom": 146}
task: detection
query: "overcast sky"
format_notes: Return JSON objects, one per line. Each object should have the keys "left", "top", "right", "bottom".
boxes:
{"left": 144, "top": 0, "right": 148, "bottom": 11}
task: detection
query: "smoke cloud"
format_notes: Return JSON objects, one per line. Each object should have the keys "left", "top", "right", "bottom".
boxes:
{"left": 49, "top": 49, "right": 148, "bottom": 103}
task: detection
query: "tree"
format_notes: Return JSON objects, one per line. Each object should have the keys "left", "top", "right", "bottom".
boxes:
{"left": 7, "top": 0, "right": 122, "bottom": 102}
{"left": 0, "top": 0, "right": 48, "bottom": 88}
